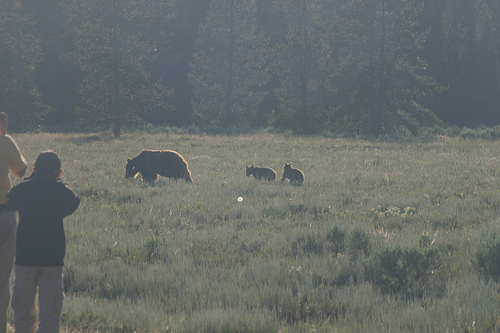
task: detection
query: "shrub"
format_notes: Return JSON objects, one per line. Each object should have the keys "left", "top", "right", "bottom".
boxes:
{"left": 460, "top": 125, "right": 500, "bottom": 140}
{"left": 474, "top": 237, "right": 500, "bottom": 280}
{"left": 292, "top": 233, "right": 323, "bottom": 256}
{"left": 373, "top": 247, "right": 441, "bottom": 298}
{"left": 326, "top": 225, "right": 345, "bottom": 255}
{"left": 346, "top": 229, "right": 371, "bottom": 259}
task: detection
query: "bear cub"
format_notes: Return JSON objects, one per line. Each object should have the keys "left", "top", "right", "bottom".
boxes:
{"left": 281, "top": 163, "right": 304, "bottom": 185}
{"left": 246, "top": 165, "right": 277, "bottom": 181}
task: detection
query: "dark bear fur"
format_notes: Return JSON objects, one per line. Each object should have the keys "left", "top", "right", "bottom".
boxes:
{"left": 281, "top": 163, "right": 304, "bottom": 184}
{"left": 246, "top": 165, "right": 277, "bottom": 181}
{"left": 125, "top": 150, "right": 193, "bottom": 185}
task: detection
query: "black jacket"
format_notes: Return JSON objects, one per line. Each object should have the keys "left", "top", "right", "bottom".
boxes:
{"left": 7, "top": 176, "right": 79, "bottom": 266}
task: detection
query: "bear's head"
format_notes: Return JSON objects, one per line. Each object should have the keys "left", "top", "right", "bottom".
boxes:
{"left": 246, "top": 165, "right": 255, "bottom": 177}
{"left": 125, "top": 158, "right": 140, "bottom": 179}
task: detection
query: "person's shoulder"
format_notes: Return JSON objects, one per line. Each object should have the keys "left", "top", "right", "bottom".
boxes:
{"left": 17, "top": 177, "right": 33, "bottom": 187}
{"left": 1, "top": 133, "right": 16, "bottom": 140}
{"left": 55, "top": 179, "right": 77, "bottom": 192}
{"left": 0, "top": 134, "right": 19, "bottom": 148}
{"left": 0, "top": 134, "right": 14, "bottom": 143}
{"left": 9, "top": 177, "right": 31, "bottom": 193}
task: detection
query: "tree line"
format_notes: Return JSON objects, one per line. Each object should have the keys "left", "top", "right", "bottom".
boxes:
{"left": 1, "top": 0, "right": 499, "bottom": 137}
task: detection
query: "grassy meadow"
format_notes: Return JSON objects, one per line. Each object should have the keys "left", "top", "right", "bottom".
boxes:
{"left": 6, "top": 132, "right": 500, "bottom": 332}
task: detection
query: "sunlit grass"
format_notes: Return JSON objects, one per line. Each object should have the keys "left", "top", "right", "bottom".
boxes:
{"left": 7, "top": 132, "right": 500, "bottom": 332}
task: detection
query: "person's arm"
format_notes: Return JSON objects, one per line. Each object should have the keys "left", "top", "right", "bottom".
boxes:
{"left": 11, "top": 165, "right": 27, "bottom": 178}
{"left": 61, "top": 184, "right": 80, "bottom": 217}
{"left": 8, "top": 136, "right": 27, "bottom": 178}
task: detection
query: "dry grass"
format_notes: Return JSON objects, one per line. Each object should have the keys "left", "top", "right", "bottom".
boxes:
{"left": 6, "top": 132, "right": 500, "bottom": 332}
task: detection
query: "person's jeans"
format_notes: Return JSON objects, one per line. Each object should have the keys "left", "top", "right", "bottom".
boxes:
{"left": 0, "top": 211, "right": 16, "bottom": 333}
{"left": 12, "top": 265, "right": 64, "bottom": 333}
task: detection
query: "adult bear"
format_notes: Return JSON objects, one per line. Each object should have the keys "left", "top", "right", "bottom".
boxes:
{"left": 125, "top": 150, "right": 193, "bottom": 184}
{"left": 281, "top": 163, "right": 304, "bottom": 185}
{"left": 246, "top": 165, "right": 277, "bottom": 181}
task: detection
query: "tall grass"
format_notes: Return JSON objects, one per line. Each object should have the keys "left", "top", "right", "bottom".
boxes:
{"left": 7, "top": 132, "right": 500, "bottom": 332}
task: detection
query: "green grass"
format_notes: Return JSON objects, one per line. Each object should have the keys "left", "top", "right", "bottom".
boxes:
{"left": 6, "top": 132, "right": 500, "bottom": 332}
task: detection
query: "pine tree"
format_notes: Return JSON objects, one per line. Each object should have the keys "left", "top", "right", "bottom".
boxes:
{"left": 0, "top": 0, "right": 48, "bottom": 130}
{"left": 330, "top": 0, "right": 443, "bottom": 137}
{"left": 147, "top": 0, "right": 209, "bottom": 126}
{"left": 272, "top": 0, "right": 337, "bottom": 133}
{"left": 64, "top": 0, "right": 169, "bottom": 137}
{"left": 189, "top": 0, "right": 270, "bottom": 129}
{"left": 437, "top": 0, "right": 500, "bottom": 126}
{"left": 22, "top": 0, "right": 80, "bottom": 126}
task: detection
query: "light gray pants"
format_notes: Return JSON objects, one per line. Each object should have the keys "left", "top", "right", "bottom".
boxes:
{"left": 12, "top": 266, "right": 64, "bottom": 333}
{"left": 0, "top": 211, "right": 16, "bottom": 333}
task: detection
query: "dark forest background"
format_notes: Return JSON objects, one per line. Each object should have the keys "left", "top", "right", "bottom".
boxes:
{"left": 1, "top": 0, "right": 499, "bottom": 137}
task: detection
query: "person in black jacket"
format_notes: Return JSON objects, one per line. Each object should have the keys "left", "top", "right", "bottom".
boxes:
{"left": 7, "top": 151, "right": 79, "bottom": 333}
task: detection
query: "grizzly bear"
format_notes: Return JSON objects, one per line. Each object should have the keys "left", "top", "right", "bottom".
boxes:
{"left": 125, "top": 150, "right": 193, "bottom": 184}
{"left": 246, "top": 165, "right": 277, "bottom": 181}
{"left": 281, "top": 163, "right": 304, "bottom": 184}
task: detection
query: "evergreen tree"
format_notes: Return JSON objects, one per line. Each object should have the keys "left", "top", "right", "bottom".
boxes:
{"left": 436, "top": 0, "right": 500, "bottom": 126}
{"left": 64, "top": 0, "right": 169, "bottom": 137}
{"left": 272, "top": 0, "right": 335, "bottom": 133}
{"left": 0, "top": 0, "right": 48, "bottom": 130}
{"left": 0, "top": 0, "right": 498, "bottom": 134}
{"left": 189, "top": 0, "right": 270, "bottom": 129}
{"left": 22, "top": 0, "right": 80, "bottom": 127}
{"left": 253, "top": 0, "right": 285, "bottom": 127}
{"left": 330, "top": 0, "right": 443, "bottom": 137}
{"left": 147, "top": 0, "right": 209, "bottom": 126}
